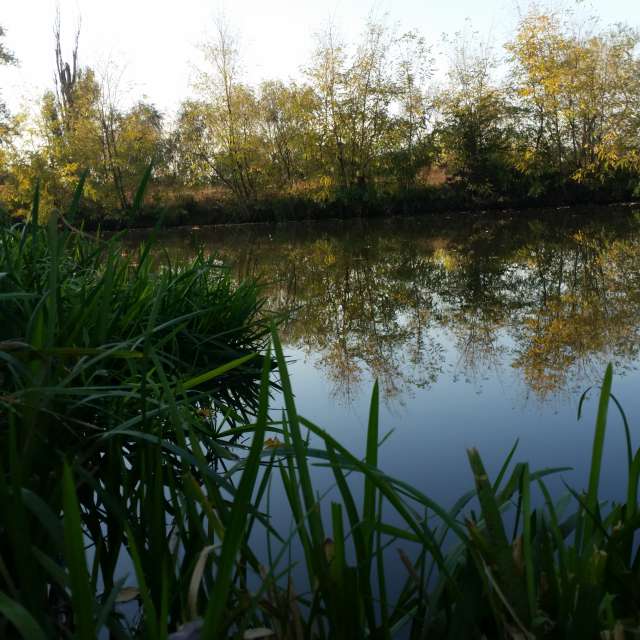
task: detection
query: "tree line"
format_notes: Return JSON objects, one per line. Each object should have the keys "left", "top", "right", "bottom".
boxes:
{"left": 1, "top": 6, "right": 640, "bottom": 223}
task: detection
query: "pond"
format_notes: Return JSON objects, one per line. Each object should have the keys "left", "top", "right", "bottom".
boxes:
{"left": 126, "top": 205, "right": 640, "bottom": 508}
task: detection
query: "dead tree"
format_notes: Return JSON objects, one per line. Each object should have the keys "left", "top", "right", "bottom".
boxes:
{"left": 53, "top": 8, "right": 81, "bottom": 129}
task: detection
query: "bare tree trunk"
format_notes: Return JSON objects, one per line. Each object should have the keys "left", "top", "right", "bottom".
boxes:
{"left": 54, "top": 8, "right": 80, "bottom": 131}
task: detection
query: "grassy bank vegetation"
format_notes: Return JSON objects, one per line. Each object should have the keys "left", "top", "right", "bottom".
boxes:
{"left": 1, "top": 204, "right": 639, "bottom": 638}
{"left": 1, "top": 5, "right": 640, "bottom": 227}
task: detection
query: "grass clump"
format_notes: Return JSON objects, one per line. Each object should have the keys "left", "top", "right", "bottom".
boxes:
{"left": 0, "top": 191, "right": 274, "bottom": 637}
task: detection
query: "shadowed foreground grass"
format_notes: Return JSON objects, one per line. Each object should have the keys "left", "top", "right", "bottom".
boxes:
{"left": 0, "top": 204, "right": 639, "bottom": 638}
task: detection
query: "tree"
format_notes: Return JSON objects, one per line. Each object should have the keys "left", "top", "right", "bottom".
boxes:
{"left": 190, "top": 18, "right": 266, "bottom": 204}
{"left": 305, "top": 25, "right": 348, "bottom": 189}
{"left": 307, "top": 20, "right": 399, "bottom": 192}
{"left": 0, "top": 25, "right": 16, "bottom": 66}
{"left": 36, "top": 10, "right": 104, "bottom": 209}
{"left": 96, "top": 67, "right": 163, "bottom": 211}
{"left": 97, "top": 65, "right": 128, "bottom": 209}
{"left": 28, "top": 12, "right": 164, "bottom": 216}
{"left": 435, "top": 32, "right": 518, "bottom": 198}
{"left": 258, "top": 80, "right": 319, "bottom": 188}
{"left": 53, "top": 10, "right": 81, "bottom": 133}
{"left": 306, "top": 19, "right": 436, "bottom": 195}
{"left": 506, "top": 9, "right": 640, "bottom": 190}
{"left": 115, "top": 101, "right": 163, "bottom": 199}
{"left": 341, "top": 19, "right": 397, "bottom": 189}
{"left": 39, "top": 70, "right": 103, "bottom": 207}
{"left": 0, "top": 25, "right": 16, "bottom": 145}
{"left": 391, "top": 31, "right": 434, "bottom": 188}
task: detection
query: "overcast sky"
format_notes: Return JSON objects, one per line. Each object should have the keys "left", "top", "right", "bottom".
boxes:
{"left": 1, "top": 0, "right": 638, "bottom": 117}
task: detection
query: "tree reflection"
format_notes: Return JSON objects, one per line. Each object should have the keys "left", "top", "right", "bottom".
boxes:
{"left": 511, "top": 230, "right": 640, "bottom": 397}
{"left": 274, "top": 237, "right": 447, "bottom": 404}
{"left": 130, "top": 209, "right": 640, "bottom": 403}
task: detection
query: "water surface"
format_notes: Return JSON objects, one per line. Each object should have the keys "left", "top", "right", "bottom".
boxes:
{"left": 127, "top": 206, "right": 640, "bottom": 506}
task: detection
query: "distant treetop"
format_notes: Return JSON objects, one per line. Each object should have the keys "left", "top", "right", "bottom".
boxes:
{"left": 0, "top": 26, "right": 17, "bottom": 66}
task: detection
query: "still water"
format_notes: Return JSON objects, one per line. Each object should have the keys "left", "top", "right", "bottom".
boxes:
{"left": 128, "top": 206, "right": 640, "bottom": 507}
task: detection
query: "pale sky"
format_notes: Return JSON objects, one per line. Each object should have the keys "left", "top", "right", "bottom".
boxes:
{"left": 1, "top": 0, "right": 638, "bottom": 118}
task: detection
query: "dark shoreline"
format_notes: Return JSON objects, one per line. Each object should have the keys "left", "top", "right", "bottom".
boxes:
{"left": 91, "top": 197, "right": 640, "bottom": 233}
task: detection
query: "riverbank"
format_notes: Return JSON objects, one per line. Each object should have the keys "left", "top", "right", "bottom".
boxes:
{"left": 32, "top": 179, "right": 639, "bottom": 231}
{"left": 111, "top": 200, "right": 640, "bottom": 244}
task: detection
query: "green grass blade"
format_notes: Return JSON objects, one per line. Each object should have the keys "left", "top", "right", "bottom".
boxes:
{"left": 627, "top": 450, "right": 640, "bottom": 524}
{"left": 181, "top": 352, "right": 257, "bottom": 390}
{"left": 363, "top": 380, "right": 379, "bottom": 560}
{"left": 131, "top": 162, "right": 153, "bottom": 213}
{"left": 583, "top": 363, "right": 613, "bottom": 549}
{"left": 467, "top": 447, "right": 529, "bottom": 624}
{"left": 299, "top": 415, "right": 455, "bottom": 571}
{"left": 62, "top": 463, "right": 97, "bottom": 639}
{"left": 124, "top": 523, "right": 159, "bottom": 640}
{"left": 202, "top": 344, "right": 272, "bottom": 636}
{"left": 610, "top": 392, "right": 633, "bottom": 470}
{"left": 0, "top": 592, "right": 47, "bottom": 640}
{"left": 271, "top": 327, "right": 326, "bottom": 552}
{"left": 66, "top": 170, "right": 88, "bottom": 223}
{"left": 537, "top": 479, "right": 569, "bottom": 615}
{"left": 493, "top": 439, "right": 519, "bottom": 492}
{"left": 521, "top": 464, "right": 536, "bottom": 621}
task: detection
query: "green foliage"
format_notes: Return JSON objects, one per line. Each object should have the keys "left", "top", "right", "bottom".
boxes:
{"left": 3, "top": 39, "right": 164, "bottom": 219}
{"left": 506, "top": 9, "right": 640, "bottom": 190}
{"left": 0, "top": 183, "right": 273, "bottom": 636}
{"left": 434, "top": 35, "right": 520, "bottom": 197}
{"left": 258, "top": 79, "right": 321, "bottom": 188}
{"left": 152, "top": 9, "right": 640, "bottom": 214}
